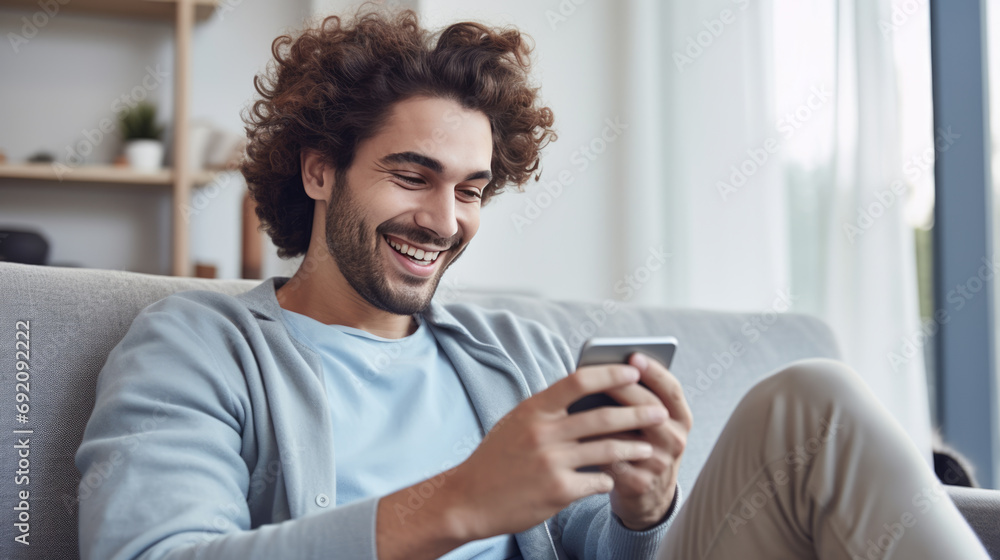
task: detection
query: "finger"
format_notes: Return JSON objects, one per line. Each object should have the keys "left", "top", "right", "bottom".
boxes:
{"left": 603, "top": 380, "right": 661, "bottom": 408}
{"left": 601, "top": 460, "right": 654, "bottom": 496}
{"left": 656, "top": 419, "right": 689, "bottom": 457}
{"left": 569, "top": 472, "right": 617, "bottom": 499}
{"left": 600, "top": 390, "right": 683, "bottom": 449}
{"left": 539, "top": 364, "right": 641, "bottom": 412}
{"left": 568, "top": 438, "right": 655, "bottom": 471}
{"left": 630, "top": 353, "right": 694, "bottom": 430}
{"left": 557, "top": 403, "right": 668, "bottom": 441}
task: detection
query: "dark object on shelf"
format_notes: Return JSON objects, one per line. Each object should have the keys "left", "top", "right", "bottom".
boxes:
{"left": 27, "top": 151, "right": 55, "bottom": 163}
{"left": 0, "top": 229, "right": 50, "bottom": 265}
{"left": 933, "top": 430, "right": 979, "bottom": 487}
{"left": 194, "top": 262, "right": 217, "bottom": 278}
{"left": 935, "top": 449, "right": 979, "bottom": 488}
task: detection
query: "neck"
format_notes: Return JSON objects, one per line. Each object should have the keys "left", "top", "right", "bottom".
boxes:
{"left": 276, "top": 250, "right": 417, "bottom": 339}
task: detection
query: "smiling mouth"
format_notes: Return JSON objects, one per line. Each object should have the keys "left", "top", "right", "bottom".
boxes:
{"left": 384, "top": 235, "right": 443, "bottom": 265}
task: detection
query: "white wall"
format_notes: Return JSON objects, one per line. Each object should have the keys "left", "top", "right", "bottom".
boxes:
{"left": 0, "top": 0, "right": 311, "bottom": 277}
{"left": 417, "top": 0, "right": 638, "bottom": 303}
{"left": 1, "top": 0, "right": 656, "bottom": 302}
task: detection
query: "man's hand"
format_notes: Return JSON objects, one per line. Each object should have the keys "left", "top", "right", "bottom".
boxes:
{"left": 375, "top": 359, "right": 692, "bottom": 559}
{"left": 602, "top": 353, "right": 693, "bottom": 530}
{"left": 439, "top": 363, "right": 672, "bottom": 543}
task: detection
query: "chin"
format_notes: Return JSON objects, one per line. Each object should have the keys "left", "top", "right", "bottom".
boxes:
{"left": 362, "top": 277, "right": 440, "bottom": 316}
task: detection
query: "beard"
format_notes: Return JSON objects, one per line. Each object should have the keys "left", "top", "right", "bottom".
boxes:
{"left": 323, "top": 173, "right": 465, "bottom": 315}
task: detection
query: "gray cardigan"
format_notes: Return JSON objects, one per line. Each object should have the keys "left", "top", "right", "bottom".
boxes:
{"left": 75, "top": 277, "right": 677, "bottom": 560}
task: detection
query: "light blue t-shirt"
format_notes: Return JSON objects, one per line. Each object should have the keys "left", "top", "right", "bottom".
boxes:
{"left": 281, "top": 310, "right": 521, "bottom": 560}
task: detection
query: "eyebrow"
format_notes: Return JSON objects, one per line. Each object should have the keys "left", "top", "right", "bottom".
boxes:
{"left": 381, "top": 151, "right": 492, "bottom": 182}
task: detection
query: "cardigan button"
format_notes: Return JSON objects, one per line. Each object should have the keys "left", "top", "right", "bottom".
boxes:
{"left": 315, "top": 493, "right": 330, "bottom": 508}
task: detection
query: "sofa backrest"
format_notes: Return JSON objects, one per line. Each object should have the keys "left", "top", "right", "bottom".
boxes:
{"left": 0, "top": 262, "right": 840, "bottom": 559}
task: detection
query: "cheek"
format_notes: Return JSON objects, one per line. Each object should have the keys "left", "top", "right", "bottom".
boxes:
{"left": 458, "top": 206, "right": 481, "bottom": 239}
{"left": 371, "top": 188, "right": 420, "bottom": 223}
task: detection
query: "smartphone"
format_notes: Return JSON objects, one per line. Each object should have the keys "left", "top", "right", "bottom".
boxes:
{"left": 567, "top": 336, "right": 678, "bottom": 415}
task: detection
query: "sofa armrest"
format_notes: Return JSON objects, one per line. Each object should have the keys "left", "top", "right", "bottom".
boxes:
{"left": 948, "top": 486, "right": 1000, "bottom": 558}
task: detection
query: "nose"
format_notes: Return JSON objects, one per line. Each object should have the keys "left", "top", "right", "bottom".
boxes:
{"left": 414, "top": 186, "right": 459, "bottom": 240}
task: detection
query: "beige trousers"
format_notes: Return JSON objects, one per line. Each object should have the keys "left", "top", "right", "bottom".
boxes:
{"left": 656, "top": 358, "right": 989, "bottom": 560}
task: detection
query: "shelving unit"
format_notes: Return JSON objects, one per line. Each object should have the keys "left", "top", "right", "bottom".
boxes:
{"left": 0, "top": 163, "right": 218, "bottom": 187}
{"left": 0, "top": 0, "right": 217, "bottom": 22}
{"left": 0, "top": 0, "right": 219, "bottom": 276}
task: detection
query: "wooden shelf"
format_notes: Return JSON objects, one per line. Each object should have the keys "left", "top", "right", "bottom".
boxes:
{"left": 0, "top": 0, "right": 218, "bottom": 22}
{"left": 0, "top": 163, "right": 218, "bottom": 187}
{"left": 2, "top": 0, "right": 215, "bottom": 275}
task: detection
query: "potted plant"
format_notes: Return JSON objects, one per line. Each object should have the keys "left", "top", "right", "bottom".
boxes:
{"left": 118, "top": 102, "right": 165, "bottom": 172}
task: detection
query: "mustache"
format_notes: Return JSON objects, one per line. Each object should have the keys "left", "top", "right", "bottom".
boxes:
{"left": 376, "top": 222, "right": 463, "bottom": 251}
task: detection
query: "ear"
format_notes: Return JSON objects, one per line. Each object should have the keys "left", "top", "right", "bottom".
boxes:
{"left": 300, "top": 149, "right": 337, "bottom": 201}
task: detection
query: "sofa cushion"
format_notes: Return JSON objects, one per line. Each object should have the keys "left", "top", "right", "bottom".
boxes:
{"left": 0, "top": 263, "right": 840, "bottom": 559}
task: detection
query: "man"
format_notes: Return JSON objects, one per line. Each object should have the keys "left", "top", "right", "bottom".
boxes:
{"left": 76, "top": 8, "right": 988, "bottom": 560}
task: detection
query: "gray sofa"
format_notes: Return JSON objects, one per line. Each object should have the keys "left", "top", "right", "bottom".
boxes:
{"left": 0, "top": 261, "right": 997, "bottom": 558}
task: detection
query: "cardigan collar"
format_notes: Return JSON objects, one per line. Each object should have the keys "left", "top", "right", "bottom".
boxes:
{"left": 236, "top": 276, "right": 478, "bottom": 340}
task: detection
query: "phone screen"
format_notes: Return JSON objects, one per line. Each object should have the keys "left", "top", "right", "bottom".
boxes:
{"left": 568, "top": 336, "right": 678, "bottom": 415}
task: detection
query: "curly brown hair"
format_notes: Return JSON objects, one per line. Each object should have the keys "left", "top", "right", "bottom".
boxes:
{"left": 240, "top": 8, "right": 557, "bottom": 259}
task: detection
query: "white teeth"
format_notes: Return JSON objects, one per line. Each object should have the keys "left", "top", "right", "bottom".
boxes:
{"left": 386, "top": 237, "right": 440, "bottom": 263}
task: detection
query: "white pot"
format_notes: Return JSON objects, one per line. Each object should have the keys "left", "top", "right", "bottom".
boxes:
{"left": 125, "top": 139, "right": 164, "bottom": 172}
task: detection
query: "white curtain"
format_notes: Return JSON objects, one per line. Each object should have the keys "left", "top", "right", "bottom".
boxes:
{"left": 658, "top": 0, "right": 933, "bottom": 459}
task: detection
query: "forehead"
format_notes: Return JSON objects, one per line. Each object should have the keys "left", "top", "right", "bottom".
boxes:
{"left": 363, "top": 96, "right": 493, "bottom": 175}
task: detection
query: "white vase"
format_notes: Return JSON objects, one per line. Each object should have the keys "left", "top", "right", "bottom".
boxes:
{"left": 125, "top": 139, "right": 164, "bottom": 172}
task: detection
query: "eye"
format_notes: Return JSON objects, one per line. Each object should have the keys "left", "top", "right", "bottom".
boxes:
{"left": 392, "top": 173, "right": 426, "bottom": 186}
{"left": 458, "top": 188, "right": 483, "bottom": 203}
